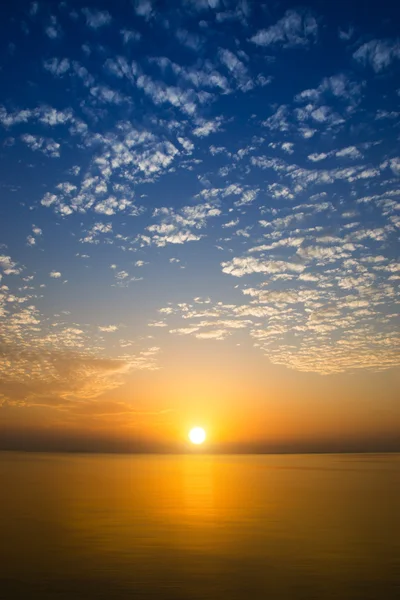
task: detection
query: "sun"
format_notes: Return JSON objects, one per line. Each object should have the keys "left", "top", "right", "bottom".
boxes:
{"left": 189, "top": 427, "right": 206, "bottom": 445}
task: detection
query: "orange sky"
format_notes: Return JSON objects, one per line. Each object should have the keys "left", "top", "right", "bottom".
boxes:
{"left": 1, "top": 0, "right": 400, "bottom": 454}
{"left": 1, "top": 340, "right": 399, "bottom": 452}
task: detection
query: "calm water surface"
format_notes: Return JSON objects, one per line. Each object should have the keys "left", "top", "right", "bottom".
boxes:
{"left": 0, "top": 452, "right": 399, "bottom": 599}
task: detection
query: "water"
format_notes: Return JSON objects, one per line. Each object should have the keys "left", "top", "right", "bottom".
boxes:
{"left": 0, "top": 452, "right": 399, "bottom": 599}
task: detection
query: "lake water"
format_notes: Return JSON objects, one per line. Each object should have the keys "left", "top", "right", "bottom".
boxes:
{"left": 0, "top": 452, "right": 399, "bottom": 599}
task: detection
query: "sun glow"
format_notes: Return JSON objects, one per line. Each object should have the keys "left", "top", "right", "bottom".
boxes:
{"left": 189, "top": 427, "right": 206, "bottom": 445}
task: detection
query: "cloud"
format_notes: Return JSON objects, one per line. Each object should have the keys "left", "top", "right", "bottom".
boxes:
{"left": 0, "top": 106, "right": 32, "bottom": 127}
{"left": 336, "top": 146, "right": 363, "bottom": 160}
{"left": 177, "top": 137, "right": 194, "bottom": 153}
{"left": 308, "top": 153, "right": 328, "bottom": 162}
{"left": 1, "top": 2, "right": 400, "bottom": 386}
{"left": 90, "top": 85, "right": 129, "bottom": 106}
{"left": 120, "top": 29, "right": 141, "bottom": 44}
{"left": 353, "top": 39, "right": 400, "bottom": 72}
{"left": 81, "top": 222, "right": 113, "bottom": 244}
{"left": 388, "top": 158, "right": 400, "bottom": 176}
{"left": 218, "top": 48, "right": 252, "bottom": 90}
{"left": 222, "top": 218, "right": 239, "bottom": 228}
{"left": 136, "top": 74, "right": 198, "bottom": 115}
{"left": 0, "top": 343, "right": 159, "bottom": 407}
{"left": 0, "top": 255, "right": 21, "bottom": 276}
{"left": 158, "top": 267, "right": 399, "bottom": 373}
{"left": 243, "top": 288, "right": 308, "bottom": 305}
{"left": 183, "top": 0, "right": 220, "bottom": 12}
{"left": 82, "top": 8, "right": 112, "bottom": 29}
{"left": 195, "top": 329, "right": 229, "bottom": 340}
{"left": 297, "top": 244, "right": 353, "bottom": 262}
{"left": 234, "top": 189, "right": 259, "bottom": 206}
{"left": 94, "top": 196, "right": 132, "bottom": 215}
{"left": 176, "top": 28, "right": 204, "bottom": 52}
{"left": 262, "top": 104, "right": 290, "bottom": 131}
{"left": 193, "top": 117, "right": 223, "bottom": 137}
{"left": 21, "top": 134, "right": 60, "bottom": 157}
{"left": 27, "top": 225, "right": 42, "bottom": 246}
{"left": 45, "top": 16, "right": 62, "bottom": 39}
{"left": 133, "top": 0, "right": 153, "bottom": 19}
{"left": 30, "top": 2, "right": 39, "bottom": 16}
{"left": 295, "top": 73, "right": 360, "bottom": 106}
{"left": 43, "top": 58, "right": 70, "bottom": 76}
{"left": 250, "top": 10, "right": 318, "bottom": 48}
{"left": 0, "top": 105, "right": 83, "bottom": 135}
{"left": 221, "top": 257, "right": 305, "bottom": 277}
{"left": 98, "top": 325, "right": 119, "bottom": 332}
{"left": 147, "top": 203, "right": 221, "bottom": 247}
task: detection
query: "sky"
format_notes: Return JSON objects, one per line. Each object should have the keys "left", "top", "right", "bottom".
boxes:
{"left": 0, "top": 0, "right": 399, "bottom": 453}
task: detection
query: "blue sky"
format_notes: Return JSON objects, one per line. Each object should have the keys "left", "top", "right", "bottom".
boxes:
{"left": 0, "top": 0, "right": 399, "bottom": 450}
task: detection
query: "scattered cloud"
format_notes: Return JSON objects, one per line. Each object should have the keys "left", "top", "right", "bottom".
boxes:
{"left": 98, "top": 325, "right": 119, "bottom": 332}
{"left": 0, "top": 0, "right": 399, "bottom": 391}
{"left": 193, "top": 117, "right": 223, "bottom": 137}
{"left": 353, "top": 39, "right": 400, "bottom": 72}
{"left": 250, "top": 10, "right": 318, "bottom": 48}
{"left": 82, "top": 8, "right": 112, "bottom": 29}
{"left": 133, "top": 0, "right": 153, "bottom": 20}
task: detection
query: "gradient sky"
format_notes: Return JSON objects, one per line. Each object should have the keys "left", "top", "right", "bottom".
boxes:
{"left": 0, "top": 0, "right": 399, "bottom": 453}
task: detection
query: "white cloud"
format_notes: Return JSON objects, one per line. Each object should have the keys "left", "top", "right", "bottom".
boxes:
{"left": 177, "top": 137, "right": 194, "bottom": 153}
{"left": 338, "top": 26, "right": 354, "bottom": 42}
{"left": 81, "top": 223, "right": 113, "bottom": 244}
{"left": 222, "top": 218, "right": 239, "bottom": 228}
{"left": 21, "top": 134, "right": 60, "bottom": 158}
{"left": 0, "top": 255, "right": 21, "bottom": 275}
{"left": 46, "top": 26, "right": 60, "bottom": 39}
{"left": 116, "top": 270, "right": 129, "bottom": 280}
{"left": 90, "top": 85, "right": 128, "bottom": 106}
{"left": 234, "top": 189, "right": 259, "bottom": 206}
{"left": 336, "top": 146, "right": 363, "bottom": 160}
{"left": 148, "top": 203, "right": 221, "bottom": 247}
{"left": 136, "top": 74, "right": 197, "bottom": 115}
{"left": 0, "top": 106, "right": 32, "bottom": 127}
{"left": 183, "top": 0, "right": 220, "bottom": 12}
{"left": 193, "top": 117, "right": 223, "bottom": 137}
{"left": 297, "top": 244, "right": 353, "bottom": 262}
{"left": 221, "top": 257, "right": 305, "bottom": 277}
{"left": 176, "top": 28, "right": 203, "bottom": 52}
{"left": 282, "top": 142, "right": 294, "bottom": 154}
{"left": 388, "top": 158, "right": 400, "bottom": 176}
{"left": 3, "top": 8, "right": 399, "bottom": 382}
{"left": 218, "top": 48, "right": 251, "bottom": 90}
{"left": 43, "top": 58, "right": 70, "bottom": 76}
{"left": 30, "top": 2, "right": 39, "bottom": 16}
{"left": 94, "top": 196, "right": 132, "bottom": 215}
{"left": 196, "top": 329, "right": 229, "bottom": 340}
{"left": 82, "top": 8, "right": 112, "bottom": 29}
{"left": 262, "top": 105, "right": 290, "bottom": 131}
{"left": 98, "top": 325, "right": 119, "bottom": 332}
{"left": 133, "top": 0, "right": 153, "bottom": 19}
{"left": 120, "top": 29, "right": 141, "bottom": 44}
{"left": 308, "top": 153, "right": 328, "bottom": 162}
{"left": 26, "top": 225, "right": 42, "bottom": 246}
{"left": 353, "top": 39, "right": 400, "bottom": 72}
{"left": 250, "top": 10, "right": 318, "bottom": 48}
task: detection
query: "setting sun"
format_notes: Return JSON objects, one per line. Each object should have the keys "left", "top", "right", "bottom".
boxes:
{"left": 189, "top": 427, "right": 206, "bottom": 445}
